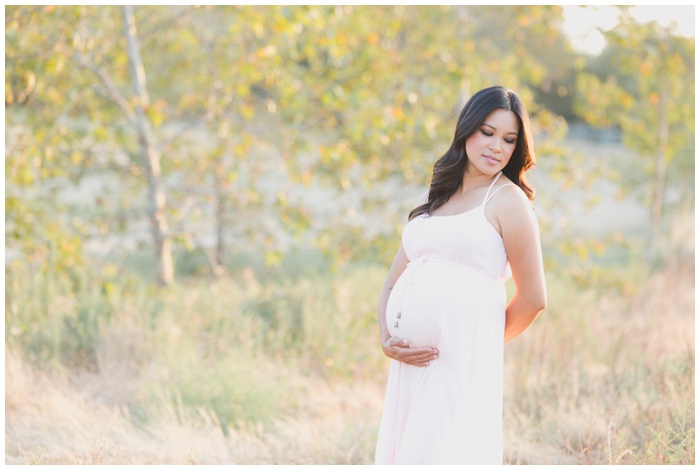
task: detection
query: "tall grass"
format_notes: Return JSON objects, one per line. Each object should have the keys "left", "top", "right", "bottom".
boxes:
{"left": 502, "top": 251, "right": 694, "bottom": 464}
{"left": 5, "top": 239, "right": 694, "bottom": 464}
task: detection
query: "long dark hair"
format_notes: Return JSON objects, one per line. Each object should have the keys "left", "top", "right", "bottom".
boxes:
{"left": 408, "top": 86, "right": 536, "bottom": 221}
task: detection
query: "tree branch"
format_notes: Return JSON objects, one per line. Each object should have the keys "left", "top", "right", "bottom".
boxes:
{"left": 71, "top": 49, "right": 137, "bottom": 127}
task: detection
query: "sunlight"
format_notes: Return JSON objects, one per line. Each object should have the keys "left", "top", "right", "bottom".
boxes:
{"left": 562, "top": 5, "right": 695, "bottom": 55}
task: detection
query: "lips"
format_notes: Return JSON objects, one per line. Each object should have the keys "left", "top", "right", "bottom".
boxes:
{"left": 483, "top": 154, "right": 501, "bottom": 164}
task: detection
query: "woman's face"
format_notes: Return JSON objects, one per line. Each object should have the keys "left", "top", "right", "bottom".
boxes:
{"left": 464, "top": 108, "right": 519, "bottom": 177}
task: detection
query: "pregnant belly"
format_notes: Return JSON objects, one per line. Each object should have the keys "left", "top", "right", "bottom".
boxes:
{"left": 386, "top": 261, "right": 505, "bottom": 349}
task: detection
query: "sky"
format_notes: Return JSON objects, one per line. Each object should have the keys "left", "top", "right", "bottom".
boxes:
{"left": 561, "top": 5, "right": 696, "bottom": 55}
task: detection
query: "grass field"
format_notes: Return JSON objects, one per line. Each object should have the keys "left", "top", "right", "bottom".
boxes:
{"left": 5, "top": 215, "right": 694, "bottom": 464}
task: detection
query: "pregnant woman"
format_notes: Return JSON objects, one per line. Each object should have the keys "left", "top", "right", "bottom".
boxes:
{"left": 374, "top": 86, "right": 547, "bottom": 464}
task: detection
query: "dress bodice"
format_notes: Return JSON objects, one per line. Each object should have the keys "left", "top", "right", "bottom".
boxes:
{"left": 402, "top": 173, "right": 511, "bottom": 281}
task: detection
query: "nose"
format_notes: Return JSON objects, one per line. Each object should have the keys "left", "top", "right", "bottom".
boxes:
{"left": 489, "top": 138, "right": 501, "bottom": 153}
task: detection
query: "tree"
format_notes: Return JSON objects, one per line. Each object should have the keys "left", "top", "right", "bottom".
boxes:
{"left": 6, "top": 6, "right": 200, "bottom": 286}
{"left": 575, "top": 11, "right": 694, "bottom": 257}
{"left": 6, "top": 6, "right": 582, "bottom": 274}
{"left": 120, "top": 5, "right": 174, "bottom": 285}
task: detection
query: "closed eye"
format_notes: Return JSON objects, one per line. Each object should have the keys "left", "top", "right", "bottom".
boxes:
{"left": 482, "top": 129, "right": 516, "bottom": 145}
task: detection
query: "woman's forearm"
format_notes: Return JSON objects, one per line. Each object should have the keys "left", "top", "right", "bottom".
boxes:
{"left": 504, "top": 292, "right": 546, "bottom": 343}
{"left": 377, "top": 285, "right": 392, "bottom": 344}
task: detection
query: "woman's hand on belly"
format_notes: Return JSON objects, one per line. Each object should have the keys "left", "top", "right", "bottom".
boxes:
{"left": 382, "top": 336, "right": 439, "bottom": 367}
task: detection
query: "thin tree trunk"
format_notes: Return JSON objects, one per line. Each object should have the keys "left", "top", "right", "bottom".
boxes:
{"left": 214, "top": 169, "right": 227, "bottom": 267}
{"left": 122, "top": 5, "right": 174, "bottom": 286}
{"left": 202, "top": 22, "right": 229, "bottom": 272}
{"left": 192, "top": 233, "right": 225, "bottom": 279}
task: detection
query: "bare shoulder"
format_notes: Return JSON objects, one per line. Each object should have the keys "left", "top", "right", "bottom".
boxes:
{"left": 490, "top": 181, "right": 533, "bottom": 214}
{"left": 485, "top": 181, "right": 538, "bottom": 235}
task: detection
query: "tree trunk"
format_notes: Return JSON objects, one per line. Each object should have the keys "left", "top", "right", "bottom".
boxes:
{"left": 122, "top": 5, "right": 174, "bottom": 286}
{"left": 203, "top": 26, "right": 228, "bottom": 272}
{"left": 214, "top": 169, "right": 227, "bottom": 267}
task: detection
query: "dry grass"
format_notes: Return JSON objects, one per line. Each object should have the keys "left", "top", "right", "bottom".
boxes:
{"left": 503, "top": 257, "right": 694, "bottom": 464}
{"left": 5, "top": 245, "right": 694, "bottom": 464}
{"left": 5, "top": 347, "right": 385, "bottom": 464}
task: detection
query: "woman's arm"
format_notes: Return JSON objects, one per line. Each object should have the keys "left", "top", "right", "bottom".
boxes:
{"left": 378, "top": 244, "right": 440, "bottom": 366}
{"left": 494, "top": 186, "right": 547, "bottom": 343}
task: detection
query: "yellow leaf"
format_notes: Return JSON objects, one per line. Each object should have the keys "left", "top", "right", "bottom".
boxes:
{"left": 576, "top": 244, "right": 588, "bottom": 260}
{"left": 336, "top": 32, "right": 348, "bottom": 46}
{"left": 264, "top": 250, "right": 282, "bottom": 266}
{"left": 147, "top": 108, "right": 163, "bottom": 127}
{"left": 236, "top": 84, "right": 250, "bottom": 97}
{"left": 392, "top": 107, "right": 404, "bottom": 119}
{"left": 240, "top": 105, "right": 254, "bottom": 120}
{"left": 93, "top": 127, "right": 108, "bottom": 140}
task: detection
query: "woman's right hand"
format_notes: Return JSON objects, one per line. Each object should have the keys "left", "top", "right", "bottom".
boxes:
{"left": 382, "top": 336, "right": 439, "bottom": 367}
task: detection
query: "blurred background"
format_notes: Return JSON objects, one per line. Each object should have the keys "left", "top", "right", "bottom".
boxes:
{"left": 4, "top": 5, "right": 694, "bottom": 464}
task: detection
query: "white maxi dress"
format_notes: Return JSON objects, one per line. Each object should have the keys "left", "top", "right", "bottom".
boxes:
{"left": 375, "top": 172, "right": 511, "bottom": 465}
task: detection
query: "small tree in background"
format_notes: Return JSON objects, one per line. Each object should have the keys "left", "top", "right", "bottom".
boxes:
{"left": 575, "top": 10, "right": 694, "bottom": 259}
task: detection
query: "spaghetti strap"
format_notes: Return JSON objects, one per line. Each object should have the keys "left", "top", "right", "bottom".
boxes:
{"left": 484, "top": 184, "right": 509, "bottom": 205}
{"left": 481, "top": 172, "right": 503, "bottom": 206}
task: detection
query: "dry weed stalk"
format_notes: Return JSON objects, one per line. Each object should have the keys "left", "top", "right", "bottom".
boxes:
{"left": 607, "top": 421, "right": 633, "bottom": 464}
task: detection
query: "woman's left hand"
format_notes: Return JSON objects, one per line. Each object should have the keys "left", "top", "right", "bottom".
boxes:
{"left": 382, "top": 336, "right": 439, "bottom": 367}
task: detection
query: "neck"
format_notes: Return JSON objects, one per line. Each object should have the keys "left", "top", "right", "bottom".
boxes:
{"left": 459, "top": 167, "right": 499, "bottom": 194}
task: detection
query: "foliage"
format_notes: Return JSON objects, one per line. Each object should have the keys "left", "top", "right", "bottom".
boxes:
{"left": 574, "top": 9, "right": 694, "bottom": 253}
{"left": 6, "top": 5, "right": 601, "bottom": 279}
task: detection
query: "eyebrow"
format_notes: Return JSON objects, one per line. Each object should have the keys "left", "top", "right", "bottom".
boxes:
{"left": 482, "top": 123, "right": 518, "bottom": 136}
